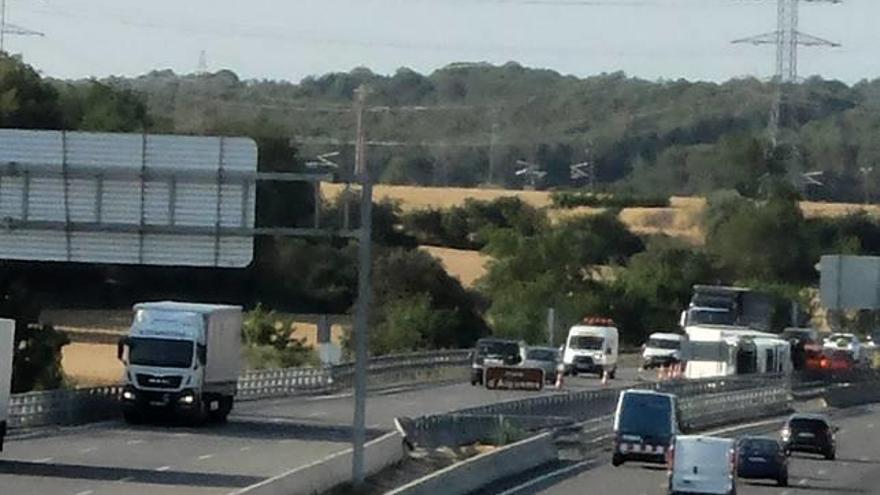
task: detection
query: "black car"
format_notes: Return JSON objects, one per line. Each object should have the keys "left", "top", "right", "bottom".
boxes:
{"left": 470, "top": 338, "right": 524, "bottom": 385}
{"left": 736, "top": 436, "right": 789, "bottom": 487}
{"left": 782, "top": 413, "right": 837, "bottom": 460}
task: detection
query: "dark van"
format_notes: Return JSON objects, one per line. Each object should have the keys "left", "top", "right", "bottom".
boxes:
{"left": 612, "top": 389, "right": 680, "bottom": 466}
{"left": 470, "top": 338, "right": 525, "bottom": 385}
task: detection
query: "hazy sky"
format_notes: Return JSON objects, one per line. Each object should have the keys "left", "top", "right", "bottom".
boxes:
{"left": 7, "top": 0, "right": 878, "bottom": 83}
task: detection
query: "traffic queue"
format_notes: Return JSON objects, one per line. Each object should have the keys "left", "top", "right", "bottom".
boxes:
{"left": 612, "top": 388, "right": 840, "bottom": 495}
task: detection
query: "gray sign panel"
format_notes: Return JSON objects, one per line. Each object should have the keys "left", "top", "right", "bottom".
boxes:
{"left": 820, "top": 255, "right": 880, "bottom": 310}
{"left": 0, "top": 130, "right": 257, "bottom": 267}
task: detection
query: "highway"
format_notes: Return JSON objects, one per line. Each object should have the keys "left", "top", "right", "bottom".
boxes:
{"left": 511, "top": 403, "right": 880, "bottom": 495}
{"left": 0, "top": 369, "right": 639, "bottom": 495}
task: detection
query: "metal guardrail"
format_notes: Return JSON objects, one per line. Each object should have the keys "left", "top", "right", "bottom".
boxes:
{"left": 8, "top": 349, "right": 471, "bottom": 429}
{"left": 398, "top": 373, "right": 794, "bottom": 449}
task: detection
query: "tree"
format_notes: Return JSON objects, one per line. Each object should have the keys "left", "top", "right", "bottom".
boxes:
{"left": 705, "top": 194, "right": 814, "bottom": 284}
{"left": 371, "top": 248, "right": 489, "bottom": 352}
{"left": 0, "top": 53, "right": 63, "bottom": 129}
{"left": 371, "top": 293, "right": 460, "bottom": 354}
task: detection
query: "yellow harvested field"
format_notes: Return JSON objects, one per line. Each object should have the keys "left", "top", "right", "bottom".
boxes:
{"left": 62, "top": 342, "right": 123, "bottom": 387}
{"left": 289, "top": 321, "right": 348, "bottom": 348}
{"left": 800, "top": 201, "right": 880, "bottom": 218}
{"left": 421, "top": 246, "right": 490, "bottom": 287}
{"left": 322, "top": 183, "right": 554, "bottom": 210}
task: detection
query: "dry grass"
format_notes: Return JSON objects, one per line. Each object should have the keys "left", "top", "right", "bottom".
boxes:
{"left": 63, "top": 342, "right": 124, "bottom": 387}
{"left": 800, "top": 201, "right": 880, "bottom": 219}
{"left": 421, "top": 246, "right": 490, "bottom": 287}
{"left": 322, "top": 183, "right": 555, "bottom": 211}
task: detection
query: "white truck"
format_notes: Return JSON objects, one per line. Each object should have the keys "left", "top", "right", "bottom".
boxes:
{"left": 0, "top": 319, "right": 13, "bottom": 451}
{"left": 562, "top": 317, "right": 619, "bottom": 378}
{"left": 117, "top": 302, "right": 242, "bottom": 424}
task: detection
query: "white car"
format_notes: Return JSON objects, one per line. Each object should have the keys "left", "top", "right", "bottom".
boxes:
{"left": 668, "top": 435, "right": 736, "bottom": 495}
{"left": 642, "top": 333, "right": 686, "bottom": 370}
{"left": 824, "top": 333, "right": 863, "bottom": 363}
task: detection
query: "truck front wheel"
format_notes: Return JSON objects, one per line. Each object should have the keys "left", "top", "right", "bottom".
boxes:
{"left": 209, "top": 396, "right": 234, "bottom": 423}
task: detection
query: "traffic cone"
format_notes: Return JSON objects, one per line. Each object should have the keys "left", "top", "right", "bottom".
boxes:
{"left": 601, "top": 369, "right": 609, "bottom": 386}
{"left": 555, "top": 370, "right": 564, "bottom": 389}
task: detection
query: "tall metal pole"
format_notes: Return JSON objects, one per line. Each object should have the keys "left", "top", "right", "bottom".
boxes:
{"left": 351, "top": 85, "right": 372, "bottom": 487}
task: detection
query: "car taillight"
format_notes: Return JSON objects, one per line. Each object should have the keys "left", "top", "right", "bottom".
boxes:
{"left": 666, "top": 444, "right": 675, "bottom": 472}
{"left": 729, "top": 449, "right": 736, "bottom": 474}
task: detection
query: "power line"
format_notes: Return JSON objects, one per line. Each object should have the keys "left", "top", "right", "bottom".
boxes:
{"left": 0, "top": 0, "right": 43, "bottom": 53}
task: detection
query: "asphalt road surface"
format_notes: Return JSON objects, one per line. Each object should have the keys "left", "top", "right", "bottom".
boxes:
{"left": 0, "top": 369, "right": 639, "bottom": 495}
{"left": 518, "top": 403, "right": 880, "bottom": 495}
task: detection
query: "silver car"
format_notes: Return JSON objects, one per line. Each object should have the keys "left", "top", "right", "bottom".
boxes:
{"left": 522, "top": 346, "right": 561, "bottom": 383}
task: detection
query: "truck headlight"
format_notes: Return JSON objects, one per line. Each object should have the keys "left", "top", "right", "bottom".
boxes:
{"left": 178, "top": 392, "right": 196, "bottom": 405}
{"left": 122, "top": 390, "right": 136, "bottom": 401}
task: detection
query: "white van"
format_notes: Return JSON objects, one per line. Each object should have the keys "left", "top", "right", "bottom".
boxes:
{"left": 563, "top": 318, "right": 618, "bottom": 378}
{"left": 668, "top": 435, "right": 736, "bottom": 495}
{"left": 642, "top": 333, "right": 686, "bottom": 370}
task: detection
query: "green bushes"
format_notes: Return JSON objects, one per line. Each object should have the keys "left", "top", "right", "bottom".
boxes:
{"left": 12, "top": 324, "right": 70, "bottom": 393}
{"left": 550, "top": 191, "right": 671, "bottom": 209}
{"left": 241, "top": 305, "right": 318, "bottom": 369}
{"left": 402, "top": 196, "right": 547, "bottom": 249}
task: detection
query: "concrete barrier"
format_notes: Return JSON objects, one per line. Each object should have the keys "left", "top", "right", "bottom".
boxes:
{"left": 824, "top": 382, "right": 880, "bottom": 408}
{"left": 232, "top": 431, "right": 405, "bottom": 495}
{"left": 385, "top": 432, "right": 557, "bottom": 495}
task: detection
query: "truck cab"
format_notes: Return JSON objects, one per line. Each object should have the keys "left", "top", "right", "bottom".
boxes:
{"left": 563, "top": 317, "right": 618, "bottom": 378}
{"left": 0, "top": 319, "right": 13, "bottom": 451}
{"left": 118, "top": 302, "right": 241, "bottom": 424}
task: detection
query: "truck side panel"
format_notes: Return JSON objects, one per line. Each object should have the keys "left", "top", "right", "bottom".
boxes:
{"left": 204, "top": 309, "right": 241, "bottom": 394}
{"left": 0, "top": 319, "right": 14, "bottom": 450}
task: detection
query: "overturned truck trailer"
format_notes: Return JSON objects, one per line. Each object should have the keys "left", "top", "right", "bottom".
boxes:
{"left": 683, "top": 325, "right": 792, "bottom": 380}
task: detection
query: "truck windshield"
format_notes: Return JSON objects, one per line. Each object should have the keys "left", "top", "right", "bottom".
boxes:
{"left": 618, "top": 394, "right": 674, "bottom": 438}
{"left": 129, "top": 338, "right": 194, "bottom": 368}
{"left": 688, "top": 308, "right": 736, "bottom": 326}
{"left": 569, "top": 336, "right": 604, "bottom": 350}
{"left": 647, "top": 338, "right": 681, "bottom": 350}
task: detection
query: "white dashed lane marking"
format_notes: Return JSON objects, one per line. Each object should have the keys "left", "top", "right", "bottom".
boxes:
{"left": 198, "top": 454, "right": 215, "bottom": 460}
{"left": 156, "top": 466, "right": 171, "bottom": 472}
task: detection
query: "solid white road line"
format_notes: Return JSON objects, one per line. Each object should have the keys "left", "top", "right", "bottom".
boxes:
{"left": 32, "top": 457, "right": 54, "bottom": 463}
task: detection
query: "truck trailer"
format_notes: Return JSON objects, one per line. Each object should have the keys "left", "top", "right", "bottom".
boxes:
{"left": 118, "top": 302, "right": 242, "bottom": 424}
{"left": 681, "top": 285, "right": 787, "bottom": 333}
{"left": 684, "top": 324, "right": 791, "bottom": 380}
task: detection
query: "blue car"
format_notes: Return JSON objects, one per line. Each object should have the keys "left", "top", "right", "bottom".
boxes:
{"left": 736, "top": 436, "right": 789, "bottom": 487}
